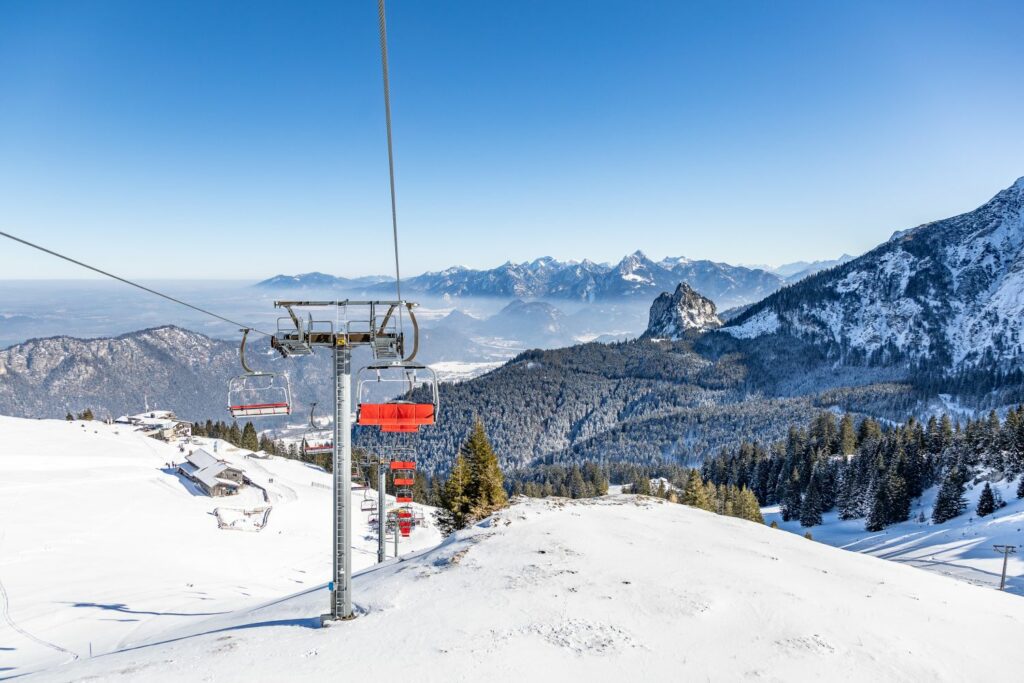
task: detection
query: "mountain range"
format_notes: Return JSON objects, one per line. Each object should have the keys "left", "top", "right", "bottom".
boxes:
{"left": 257, "top": 252, "right": 790, "bottom": 310}
{"left": 2, "top": 178, "right": 1022, "bottom": 472}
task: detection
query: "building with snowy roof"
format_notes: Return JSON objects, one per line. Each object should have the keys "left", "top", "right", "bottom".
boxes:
{"left": 177, "top": 448, "right": 245, "bottom": 497}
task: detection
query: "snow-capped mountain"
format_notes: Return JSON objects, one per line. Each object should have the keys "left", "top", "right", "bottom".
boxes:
{"left": 725, "top": 177, "right": 1024, "bottom": 372}
{"left": 258, "top": 252, "right": 786, "bottom": 309}
{"left": 643, "top": 283, "right": 722, "bottom": 339}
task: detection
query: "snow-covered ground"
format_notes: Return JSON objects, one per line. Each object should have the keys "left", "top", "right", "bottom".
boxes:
{"left": 14, "top": 496, "right": 1024, "bottom": 681}
{"left": 429, "top": 361, "right": 503, "bottom": 383}
{"left": 0, "top": 416, "right": 440, "bottom": 679}
{"left": 764, "top": 477, "right": 1024, "bottom": 595}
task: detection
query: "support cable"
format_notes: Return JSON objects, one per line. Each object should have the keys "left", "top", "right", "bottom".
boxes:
{"left": 0, "top": 230, "right": 274, "bottom": 337}
{"left": 378, "top": 0, "right": 405, "bottom": 338}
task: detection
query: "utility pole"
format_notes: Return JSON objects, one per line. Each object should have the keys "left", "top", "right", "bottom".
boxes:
{"left": 993, "top": 544, "right": 1017, "bottom": 591}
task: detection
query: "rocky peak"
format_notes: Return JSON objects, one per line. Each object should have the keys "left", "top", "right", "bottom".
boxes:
{"left": 644, "top": 283, "right": 722, "bottom": 339}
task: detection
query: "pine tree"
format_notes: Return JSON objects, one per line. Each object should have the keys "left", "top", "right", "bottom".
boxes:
{"left": 735, "top": 487, "right": 764, "bottom": 524}
{"left": 435, "top": 454, "right": 471, "bottom": 536}
{"left": 241, "top": 422, "right": 259, "bottom": 452}
{"left": 865, "top": 480, "right": 889, "bottom": 532}
{"left": 681, "top": 470, "right": 710, "bottom": 510}
{"left": 460, "top": 420, "right": 508, "bottom": 521}
{"left": 932, "top": 465, "right": 967, "bottom": 524}
{"left": 780, "top": 467, "right": 802, "bottom": 522}
{"left": 227, "top": 421, "right": 242, "bottom": 447}
{"left": 633, "top": 475, "right": 652, "bottom": 496}
{"left": 1017, "top": 476, "right": 1024, "bottom": 500}
{"left": 838, "top": 414, "right": 856, "bottom": 456}
{"left": 976, "top": 482, "right": 995, "bottom": 517}
{"left": 799, "top": 468, "right": 823, "bottom": 527}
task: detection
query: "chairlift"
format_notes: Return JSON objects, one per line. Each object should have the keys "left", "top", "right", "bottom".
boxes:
{"left": 355, "top": 362, "right": 438, "bottom": 432}
{"left": 360, "top": 499, "right": 377, "bottom": 513}
{"left": 301, "top": 403, "right": 333, "bottom": 456}
{"left": 227, "top": 329, "right": 292, "bottom": 418}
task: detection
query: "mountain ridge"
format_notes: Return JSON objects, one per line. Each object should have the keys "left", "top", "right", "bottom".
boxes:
{"left": 257, "top": 251, "right": 785, "bottom": 309}
{"left": 724, "top": 176, "right": 1024, "bottom": 372}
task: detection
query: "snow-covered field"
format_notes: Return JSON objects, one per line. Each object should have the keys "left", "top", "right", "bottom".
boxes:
{"left": 764, "top": 478, "right": 1024, "bottom": 595}
{"left": 12, "top": 494, "right": 1024, "bottom": 681}
{"left": 0, "top": 416, "right": 440, "bottom": 679}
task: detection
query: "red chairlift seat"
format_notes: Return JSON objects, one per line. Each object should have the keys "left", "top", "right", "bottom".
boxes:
{"left": 356, "top": 362, "right": 438, "bottom": 432}
{"left": 357, "top": 403, "right": 435, "bottom": 431}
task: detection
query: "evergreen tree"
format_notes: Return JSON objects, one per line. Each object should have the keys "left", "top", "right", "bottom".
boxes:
{"left": 735, "top": 487, "right": 764, "bottom": 524}
{"left": 435, "top": 454, "right": 471, "bottom": 536}
{"left": 633, "top": 475, "right": 652, "bottom": 496}
{"left": 865, "top": 480, "right": 889, "bottom": 532}
{"left": 460, "top": 420, "right": 508, "bottom": 522}
{"left": 932, "top": 465, "right": 967, "bottom": 524}
{"left": 976, "top": 482, "right": 995, "bottom": 517}
{"left": 241, "top": 422, "right": 259, "bottom": 452}
{"left": 780, "top": 467, "right": 802, "bottom": 522}
{"left": 681, "top": 470, "right": 711, "bottom": 510}
{"left": 1017, "top": 476, "right": 1024, "bottom": 500}
{"left": 799, "top": 468, "right": 823, "bottom": 527}
{"left": 227, "top": 421, "right": 242, "bottom": 447}
{"left": 838, "top": 414, "right": 857, "bottom": 455}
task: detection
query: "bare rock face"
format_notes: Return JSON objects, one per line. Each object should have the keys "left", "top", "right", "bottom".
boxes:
{"left": 644, "top": 283, "right": 722, "bottom": 339}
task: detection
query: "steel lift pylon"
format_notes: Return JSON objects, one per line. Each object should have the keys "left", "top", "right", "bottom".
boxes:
{"left": 268, "top": 300, "right": 436, "bottom": 624}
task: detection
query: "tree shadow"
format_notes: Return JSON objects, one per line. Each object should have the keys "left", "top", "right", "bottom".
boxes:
{"left": 110, "top": 617, "right": 321, "bottom": 657}
{"left": 65, "top": 602, "right": 228, "bottom": 617}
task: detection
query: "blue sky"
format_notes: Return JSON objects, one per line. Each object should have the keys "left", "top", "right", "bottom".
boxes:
{"left": 1, "top": 0, "right": 1022, "bottom": 279}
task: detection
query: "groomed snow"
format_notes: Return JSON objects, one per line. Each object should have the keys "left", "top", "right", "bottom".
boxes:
{"left": 764, "top": 477, "right": 1024, "bottom": 595}
{"left": 0, "top": 416, "right": 440, "bottom": 678}
{"left": 19, "top": 496, "right": 1024, "bottom": 682}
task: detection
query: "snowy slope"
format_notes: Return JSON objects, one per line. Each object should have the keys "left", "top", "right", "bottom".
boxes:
{"left": 724, "top": 177, "right": 1024, "bottom": 371}
{"left": 0, "top": 416, "right": 440, "bottom": 679}
{"left": 764, "top": 477, "right": 1024, "bottom": 594}
{"left": 20, "top": 496, "right": 1024, "bottom": 682}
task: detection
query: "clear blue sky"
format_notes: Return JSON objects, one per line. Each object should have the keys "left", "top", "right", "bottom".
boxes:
{"left": 1, "top": 0, "right": 1023, "bottom": 279}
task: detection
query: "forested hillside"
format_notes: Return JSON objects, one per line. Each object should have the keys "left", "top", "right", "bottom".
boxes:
{"left": 701, "top": 407, "right": 1024, "bottom": 530}
{"left": 355, "top": 337, "right": 921, "bottom": 475}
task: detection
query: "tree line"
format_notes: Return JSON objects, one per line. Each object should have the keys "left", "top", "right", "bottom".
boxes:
{"left": 701, "top": 407, "right": 1024, "bottom": 530}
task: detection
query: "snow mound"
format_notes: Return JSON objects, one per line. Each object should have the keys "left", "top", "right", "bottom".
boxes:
{"left": 24, "top": 496, "right": 1024, "bottom": 682}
